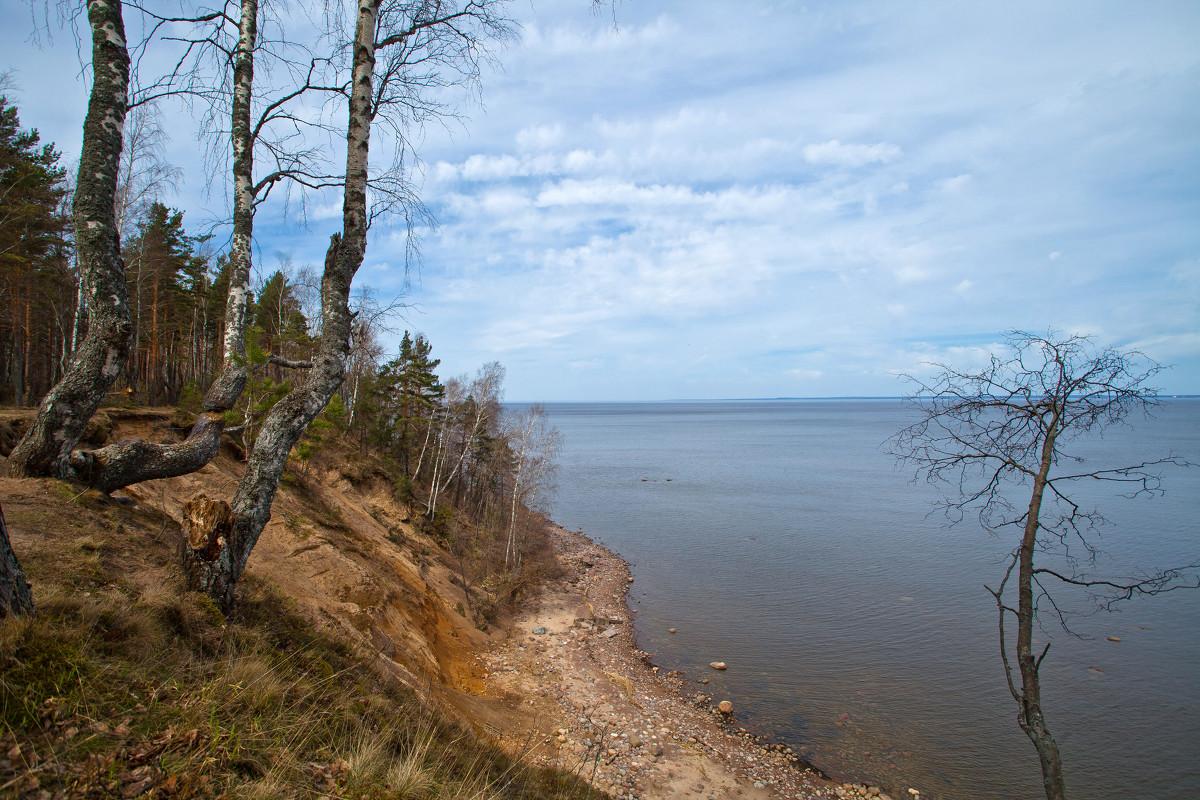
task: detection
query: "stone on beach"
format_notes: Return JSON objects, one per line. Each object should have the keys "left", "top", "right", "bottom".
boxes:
{"left": 709, "top": 661, "right": 727, "bottom": 670}
{"left": 718, "top": 700, "right": 733, "bottom": 714}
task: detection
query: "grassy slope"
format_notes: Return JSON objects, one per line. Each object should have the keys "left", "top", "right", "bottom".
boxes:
{"left": 0, "top": 409, "right": 604, "bottom": 800}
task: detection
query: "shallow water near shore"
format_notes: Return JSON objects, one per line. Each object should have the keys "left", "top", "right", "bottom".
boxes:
{"left": 538, "top": 399, "right": 1200, "bottom": 800}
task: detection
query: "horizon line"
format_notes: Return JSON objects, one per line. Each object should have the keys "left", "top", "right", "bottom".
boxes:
{"left": 505, "top": 394, "right": 1200, "bottom": 404}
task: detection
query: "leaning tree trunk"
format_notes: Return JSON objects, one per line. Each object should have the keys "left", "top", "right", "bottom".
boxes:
{"left": 70, "top": 0, "right": 261, "bottom": 495}
{"left": 183, "top": 0, "right": 380, "bottom": 610}
{"left": 1015, "top": 424, "right": 1068, "bottom": 800}
{"left": 7, "top": 0, "right": 131, "bottom": 479}
{"left": 0, "top": 500, "right": 35, "bottom": 618}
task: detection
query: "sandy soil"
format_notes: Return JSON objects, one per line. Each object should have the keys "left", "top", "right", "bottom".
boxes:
{"left": 478, "top": 525, "right": 905, "bottom": 800}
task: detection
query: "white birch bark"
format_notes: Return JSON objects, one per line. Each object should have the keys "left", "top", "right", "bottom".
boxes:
{"left": 8, "top": 0, "right": 132, "bottom": 479}
{"left": 74, "top": 0, "right": 261, "bottom": 493}
{"left": 184, "top": 0, "right": 381, "bottom": 608}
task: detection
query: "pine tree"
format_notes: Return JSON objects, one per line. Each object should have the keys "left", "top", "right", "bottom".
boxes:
{"left": 123, "top": 202, "right": 205, "bottom": 404}
{"left": 254, "top": 269, "right": 311, "bottom": 377}
{"left": 380, "top": 331, "right": 442, "bottom": 475}
{"left": 0, "top": 95, "right": 70, "bottom": 406}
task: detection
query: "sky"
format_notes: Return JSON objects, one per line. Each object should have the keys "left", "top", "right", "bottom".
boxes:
{"left": 3, "top": 0, "right": 1199, "bottom": 401}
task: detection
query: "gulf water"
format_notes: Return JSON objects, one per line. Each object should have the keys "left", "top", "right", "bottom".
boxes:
{"left": 540, "top": 399, "right": 1200, "bottom": 800}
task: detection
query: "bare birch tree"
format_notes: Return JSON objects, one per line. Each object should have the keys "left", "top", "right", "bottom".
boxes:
{"left": 64, "top": 0, "right": 344, "bottom": 492}
{"left": 503, "top": 403, "right": 560, "bottom": 572}
{"left": 424, "top": 361, "right": 503, "bottom": 518}
{"left": 8, "top": 0, "right": 133, "bottom": 479}
{"left": 180, "top": 0, "right": 514, "bottom": 609}
{"left": 887, "top": 331, "right": 1197, "bottom": 800}
{"left": 113, "top": 103, "right": 182, "bottom": 240}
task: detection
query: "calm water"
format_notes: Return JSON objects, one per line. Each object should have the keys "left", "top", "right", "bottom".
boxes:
{"left": 539, "top": 399, "right": 1200, "bottom": 800}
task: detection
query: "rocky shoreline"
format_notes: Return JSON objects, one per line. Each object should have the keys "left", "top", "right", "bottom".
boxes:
{"left": 479, "top": 524, "right": 916, "bottom": 800}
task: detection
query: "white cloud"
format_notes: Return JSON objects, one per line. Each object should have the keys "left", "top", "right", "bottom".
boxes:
{"left": 516, "top": 123, "right": 564, "bottom": 150}
{"left": 526, "top": 14, "right": 680, "bottom": 56}
{"left": 939, "top": 174, "right": 972, "bottom": 193}
{"left": 534, "top": 179, "right": 695, "bottom": 209}
{"left": 803, "top": 140, "right": 902, "bottom": 167}
{"left": 460, "top": 154, "right": 524, "bottom": 181}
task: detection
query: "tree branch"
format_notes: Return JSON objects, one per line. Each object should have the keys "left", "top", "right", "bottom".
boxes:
{"left": 267, "top": 353, "right": 313, "bottom": 370}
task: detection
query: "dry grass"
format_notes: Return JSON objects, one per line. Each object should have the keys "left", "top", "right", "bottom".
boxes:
{"left": 0, "top": 476, "right": 604, "bottom": 800}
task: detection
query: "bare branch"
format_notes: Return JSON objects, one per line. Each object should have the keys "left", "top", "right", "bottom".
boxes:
{"left": 1033, "top": 564, "right": 1200, "bottom": 608}
{"left": 267, "top": 353, "right": 314, "bottom": 370}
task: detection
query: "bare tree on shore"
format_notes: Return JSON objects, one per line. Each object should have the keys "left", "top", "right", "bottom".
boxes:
{"left": 503, "top": 403, "right": 561, "bottom": 572}
{"left": 887, "top": 331, "right": 1197, "bottom": 800}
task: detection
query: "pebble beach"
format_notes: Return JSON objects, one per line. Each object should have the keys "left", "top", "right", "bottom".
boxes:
{"left": 479, "top": 524, "right": 921, "bottom": 800}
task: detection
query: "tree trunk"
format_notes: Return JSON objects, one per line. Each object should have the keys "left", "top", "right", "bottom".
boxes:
{"left": 1015, "top": 420, "right": 1068, "bottom": 800}
{"left": 178, "top": 493, "right": 234, "bottom": 588}
{"left": 505, "top": 475, "right": 521, "bottom": 571}
{"left": 210, "top": 0, "right": 258, "bottom": 409}
{"left": 71, "top": 275, "right": 86, "bottom": 356}
{"left": 183, "top": 0, "right": 380, "bottom": 610}
{"left": 150, "top": 269, "right": 160, "bottom": 402}
{"left": 11, "top": 325, "right": 23, "bottom": 408}
{"left": 186, "top": 234, "right": 357, "bottom": 609}
{"left": 0, "top": 500, "right": 35, "bottom": 618}
{"left": 7, "top": 0, "right": 132, "bottom": 479}
{"left": 70, "top": 0, "right": 259, "bottom": 495}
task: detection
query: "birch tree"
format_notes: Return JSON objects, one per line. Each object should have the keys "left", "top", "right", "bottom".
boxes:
{"left": 887, "top": 331, "right": 1197, "bottom": 800}
{"left": 503, "top": 403, "right": 561, "bottom": 572}
{"left": 181, "top": 0, "right": 514, "bottom": 610}
{"left": 426, "top": 361, "right": 504, "bottom": 517}
{"left": 65, "top": 0, "right": 338, "bottom": 492}
{"left": 7, "top": 0, "right": 133, "bottom": 479}
{"left": 0, "top": 499, "right": 35, "bottom": 618}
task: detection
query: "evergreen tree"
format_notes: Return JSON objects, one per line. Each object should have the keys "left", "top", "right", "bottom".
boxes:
{"left": 123, "top": 202, "right": 205, "bottom": 403}
{"left": 0, "top": 95, "right": 70, "bottom": 406}
{"left": 375, "top": 331, "right": 443, "bottom": 474}
{"left": 254, "top": 269, "right": 311, "bottom": 375}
